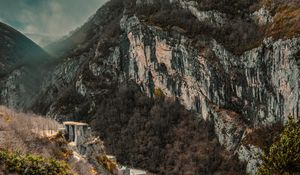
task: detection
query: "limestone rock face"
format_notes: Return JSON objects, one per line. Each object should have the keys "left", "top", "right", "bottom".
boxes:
{"left": 179, "top": 0, "right": 228, "bottom": 27}
{"left": 252, "top": 7, "right": 273, "bottom": 25}
{"left": 121, "top": 15, "right": 300, "bottom": 125}
{"left": 118, "top": 14, "right": 300, "bottom": 173}
{"left": 212, "top": 108, "right": 246, "bottom": 152}
{"left": 0, "top": 70, "right": 24, "bottom": 108}
{"left": 79, "top": 137, "right": 111, "bottom": 175}
{"left": 238, "top": 145, "right": 263, "bottom": 175}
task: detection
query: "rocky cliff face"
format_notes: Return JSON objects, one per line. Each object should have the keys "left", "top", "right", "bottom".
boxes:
{"left": 124, "top": 16, "right": 300, "bottom": 125}
{"left": 33, "top": 1, "right": 300, "bottom": 174}
{"left": 118, "top": 8, "right": 300, "bottom": 173}
{"left": 1, "top": 0, "right": 300, "bottom": 174}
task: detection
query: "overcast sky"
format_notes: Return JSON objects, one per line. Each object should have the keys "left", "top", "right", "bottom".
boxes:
{"left": 0, "top": 0, "right": 108, "bottom": 46}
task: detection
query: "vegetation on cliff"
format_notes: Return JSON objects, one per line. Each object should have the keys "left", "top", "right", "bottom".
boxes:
{"left": 242, "top": 122, "right": 284, "bottom": 152}
{"left": 123, "top": 0, "right": 300, "bottom": 55}
{"left": 131, "top": 0, "right": 262, "bottom": 55}
{"left": 0, "top": 150, "right": 72, "bottom": 175}
{"left": 86, "top": 83, "right": 246, "bottom": 175}
{"left": 257, "top": 117, "right": 300, "bottom": 175}
{"left": 0, "top": 106, "right": 96, "bottom": 175}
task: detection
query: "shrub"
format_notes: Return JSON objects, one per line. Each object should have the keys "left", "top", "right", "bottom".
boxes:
{"left": 98, "top": 155, "right": 118, "bottom": 173}
{"left": 266, "top": 6, "right": 300, "bottom": 40}
{"left": 257, "top": 117, "right": 300, "bottom": 175}
{"left": 191, "top": 0, "right": 259, "bottom": 16}
{"left": 0, "top": 149, "right": 73, "bottom": 175}
{"left": 154, "top": 88, "right": 165, "bottom": 99}
{"left": 242, "top": 122, "right": 283, "bottom": 152}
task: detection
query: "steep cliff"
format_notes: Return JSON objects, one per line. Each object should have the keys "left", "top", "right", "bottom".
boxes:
{"left": 2, "top": 0, "right": 299, "bottom": 174}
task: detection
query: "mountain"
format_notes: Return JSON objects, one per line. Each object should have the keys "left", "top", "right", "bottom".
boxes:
{"left": 24, "top": 33, "right": 60, "bottom": 47}
{"left": 44, "top": 1, "right": 123, "bottom": 58}
{"left": 0, "top": 22, "right": 52, "bottom": 109}
{"left": 1, "top": 0, "right": 300, "bottom": 174}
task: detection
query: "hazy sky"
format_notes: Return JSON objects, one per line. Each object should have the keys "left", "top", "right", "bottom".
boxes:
{"left": 0, "top": 0, "right": 108, "bottom": 46}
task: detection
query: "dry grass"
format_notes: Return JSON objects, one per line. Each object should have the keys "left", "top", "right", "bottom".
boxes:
{"left": 242, "top": 122, "right": 283, "bottom": 152}
{"left": 0, "top": 105, "right": 62, "bottom": 151}
{"left": 258, "top": 0, "right": 300, "bottom": 39}
{"left": 0, "top": 106, "right": 99, "bottom": 175}
{"left": 267, "top": 6, "right": 300, "bottom": 39}
{"left": 98, "top": 155, "right": 118, "bottom": 174}
{"left": 68, "top": 152, "right": 99, "bottom": 175}
{"left": 0, "top": 106, "right": 62, "bottom": 153}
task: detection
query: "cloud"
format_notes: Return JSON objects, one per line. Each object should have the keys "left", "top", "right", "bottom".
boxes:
{"left": 0, "top": 0, "right": 109, "bottom": 46}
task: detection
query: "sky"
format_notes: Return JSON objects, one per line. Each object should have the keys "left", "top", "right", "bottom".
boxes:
{"left": 0, "top": 0, "right": 108, "bottom": 46}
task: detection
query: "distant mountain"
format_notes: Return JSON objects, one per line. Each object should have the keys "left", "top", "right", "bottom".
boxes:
{"left": 24, "top": 33, "right": 60, "bottom": 47}
{"left": 0, "top": 22, "right": 52, "bottom": 109}
{"left": 44, "top": 1, "right": 123, "bottom": 58}
{"left": 0, "top": 23, "right": 50, "bottom": 74}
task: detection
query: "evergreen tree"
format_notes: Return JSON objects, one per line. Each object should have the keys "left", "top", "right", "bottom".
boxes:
{"left": 257, "top": 117, "right": 300, "bottom": 175}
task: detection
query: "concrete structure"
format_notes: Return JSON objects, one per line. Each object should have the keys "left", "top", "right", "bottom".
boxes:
{"left": 107, "top": 155, "right": 117, "bottom": 162}
{"left": 63, "top": 121, "right": 111, "bottom": 175}
{"left": 63, "top": 121, "right": 147, "bottom": 175}
{"left": 63, "top": 121, "right": 91, "bottom": 146}
{"left": 118, "top": 166, "right": 147, "bottom": 175}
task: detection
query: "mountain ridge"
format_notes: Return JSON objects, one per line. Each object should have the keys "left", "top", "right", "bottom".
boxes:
{"left": 0, "top": 0, "right": 300, "bottom": 174}
{"left": 30, "top": 0, "right": 300, "bottom": 174}
{"left": 0, "top": 22, "right": 53, "bottom": 109}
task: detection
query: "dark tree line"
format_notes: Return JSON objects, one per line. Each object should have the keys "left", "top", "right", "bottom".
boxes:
{"left": 87, "top": 83, "right": 245, "bottom": 174}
